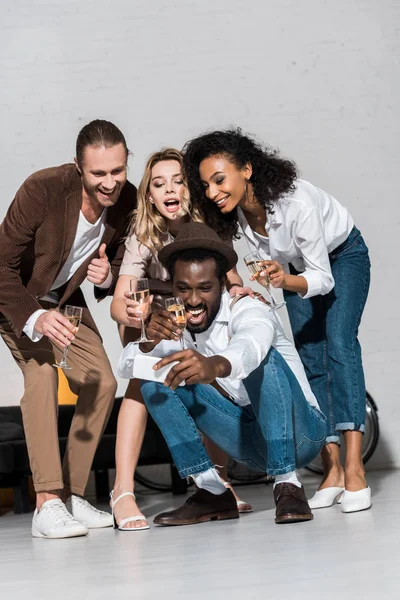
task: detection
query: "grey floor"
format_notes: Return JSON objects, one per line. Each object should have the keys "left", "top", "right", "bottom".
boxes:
{"left": 0, "top": 469, "right": 398, "bottom": 600}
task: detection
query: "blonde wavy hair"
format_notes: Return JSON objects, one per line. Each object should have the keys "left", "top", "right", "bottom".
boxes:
{"left": 129, "top": 148, "right": 203, "bottom": 253}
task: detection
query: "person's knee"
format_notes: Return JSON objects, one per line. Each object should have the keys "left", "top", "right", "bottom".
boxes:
{"left": 24, "top": 361, "right": 58, "bottom": 392}
{"left": 125, "top": 378, "right": 143, "bottom": 401}
{"left": 140, "top": 381, "right": 169, "bottom": 406}
{"left": 327, "top": 334, "right": 355, "bottom": 363}
{"left": 98, "top": 370, "right": 117, "bottom": 400}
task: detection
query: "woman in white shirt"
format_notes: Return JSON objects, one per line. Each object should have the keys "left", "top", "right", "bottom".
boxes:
{"left": 183, "top": 128, "right": 371, "bottom": 513}
{"left": 109, "top": 148, "right": 251, "bottom": 531}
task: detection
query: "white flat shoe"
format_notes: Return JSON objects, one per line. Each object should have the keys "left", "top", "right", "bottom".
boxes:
{"left": 308, "top": 486, "right": 345, "bottom": 509}
{"left": 32, "top": 499, "right": 88, "bottom": 539}
{"left": 69, "top": 495, "right": 113, "bottom": 529}
{"left": 341, "top": 487, "right": 372, "bottom": 513}
{"left": 110, "top": 490, "right": 150, "bottom": 531}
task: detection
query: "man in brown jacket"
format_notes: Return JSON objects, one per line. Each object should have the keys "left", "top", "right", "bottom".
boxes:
{"left": 0, "top": 120, "right": 137, "bottom": 538}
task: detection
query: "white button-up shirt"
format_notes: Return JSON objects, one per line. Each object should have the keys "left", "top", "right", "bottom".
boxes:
{"left": 238, "top": 179, "right": 354, "bottom": 298}
{"left": 118, "top": 291, "right": 319, "bottom": 410}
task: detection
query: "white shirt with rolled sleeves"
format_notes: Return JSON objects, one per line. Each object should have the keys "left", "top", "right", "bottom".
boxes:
{"left": 238, "top": 179, "right": 354, "bottom": 299}
{"left": 118, "top": 291, "right": 320, "bottom": 410}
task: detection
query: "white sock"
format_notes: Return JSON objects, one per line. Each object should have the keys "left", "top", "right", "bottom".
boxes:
{"left": 192, "top": 467, "right": 227, "bottom": 495}
{"left": 273, "top": 471, "right": 302, "bottom": 489}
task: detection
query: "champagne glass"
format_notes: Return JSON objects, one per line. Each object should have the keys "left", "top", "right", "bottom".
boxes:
{"left": 165, "top": 296, "right": 187, "bottom": 350}
{"left": 53, "top": 305, "right": 83, "bottom": 370}
{"left": 244, "top": 251, "right": 285, "bottom": 311}
{"left": 130, "top": 277, "right": 154, "bottom": 344}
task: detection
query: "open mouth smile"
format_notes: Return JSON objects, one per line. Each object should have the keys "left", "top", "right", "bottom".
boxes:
{"left": 164, "top": 198, "right": 181, "bottom": 213}
{"left": 186, "top": 306, "right": 206, "bottom": 325}
{"left": 215, "top": 195, "right": 228, "bottom": 209}
{"left": 99, "top": 188, "right": 117, "bottom": 197}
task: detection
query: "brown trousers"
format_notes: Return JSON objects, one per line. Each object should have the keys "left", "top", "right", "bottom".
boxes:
{"left": 0, "top": 306, "right": 117, "bottom": 495}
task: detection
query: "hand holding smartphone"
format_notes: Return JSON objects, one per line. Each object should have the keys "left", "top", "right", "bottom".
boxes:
{"left": 132, "top": 354, "right": 185, "bottom": 386}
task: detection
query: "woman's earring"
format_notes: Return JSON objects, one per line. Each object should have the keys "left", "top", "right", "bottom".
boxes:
{"left": 244, "top": 180, "right": 249, "bottom": 204}
{"left": 245, "top": 179, "right": 256, "bottom": 205}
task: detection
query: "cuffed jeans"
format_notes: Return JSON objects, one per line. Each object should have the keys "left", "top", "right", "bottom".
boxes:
{"left": 284, "top": 226, "right": 370, "bottom": 444}
{"left": 140, "top": 348, "right": 327, "bottom": 478}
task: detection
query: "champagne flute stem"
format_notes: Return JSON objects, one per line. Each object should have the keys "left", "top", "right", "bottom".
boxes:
{"left": 62, "top": 345, "right": 69, "bottom": 364}
{"left": 270, "top": 296, "right": 278, "bottom": 308}
{"left": 180, "top": 334, "right": 185, "bottom": 351}
{"left": 265, "top": 288, "right": 276, "bottom": 308}
{"left": 140, "top": 317, "right": 146, "bottom": 341}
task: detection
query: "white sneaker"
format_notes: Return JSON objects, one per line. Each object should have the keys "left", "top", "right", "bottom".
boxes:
{"left": 69, "top": 495, "right": 113, "bottom": 528}
{"left": 32, "top": 499, "right": 89, "bottom": 539}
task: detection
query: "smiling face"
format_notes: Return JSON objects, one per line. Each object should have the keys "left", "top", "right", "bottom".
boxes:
{"left": 199, "top": 154, "right": 252, "bottom": 214}
{"left": 148, "top": 159, "right": 186, "bottom": 221}
{"left": 78, "top": 143, "right": 127, "bottom": 209}
{"left": 172, "top": 258, "right": 225, "bottom": 334}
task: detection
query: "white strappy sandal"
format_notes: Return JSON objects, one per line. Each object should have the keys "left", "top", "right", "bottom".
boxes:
{"left": 110, "top": 491, "right": 150, "bottom": 531}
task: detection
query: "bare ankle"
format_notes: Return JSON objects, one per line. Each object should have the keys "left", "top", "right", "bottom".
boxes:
{"left": 345, "top": 465, "right": 365, "bottom": 479}
{"left": 344, "top": 470, "right": 367, "bottom": 491}
{"left": 318, "top": 463, "right": 345, "bottom": 490}
{"left": 111, "top": 483, "right": 135, "bottom": 504}
{"left": 113, "top": 481, "right": 134, "bottom": 493}
{"left": 36, "top": 491, "right": 62, "bottom": 511}
{"left": 324, "top": 464, "right": 344, "bottom": 477}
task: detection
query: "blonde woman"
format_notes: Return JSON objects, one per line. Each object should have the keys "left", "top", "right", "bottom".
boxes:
{"left": 110, "top": 149, "right": 252, "bottom": 531}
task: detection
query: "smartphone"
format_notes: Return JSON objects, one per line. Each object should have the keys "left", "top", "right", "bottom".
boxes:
{"left": 132, "top": 354, "right": 185, "bottom": 386}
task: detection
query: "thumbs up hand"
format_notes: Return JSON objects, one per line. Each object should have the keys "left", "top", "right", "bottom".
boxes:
{"left": 98, "top": 243, "right": 107, "bottom": 260}
{"left": 87, "top": 243, "right": 111, "bottom": 285}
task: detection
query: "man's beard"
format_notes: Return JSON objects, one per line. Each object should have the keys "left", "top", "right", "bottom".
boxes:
{"left": 82, "top": 178, "right": 122, "bottom": 207}
{"left": 186, "top": 299, "right": 221, "bottom": 334}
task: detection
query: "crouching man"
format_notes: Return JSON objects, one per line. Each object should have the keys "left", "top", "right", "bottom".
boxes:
{"left": 119, "top": 222, "right": 327, "bottom": 525}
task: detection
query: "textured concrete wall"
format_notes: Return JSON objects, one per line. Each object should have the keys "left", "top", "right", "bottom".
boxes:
{"left": 1, "top": 0, "right": 399, "bottom": 467}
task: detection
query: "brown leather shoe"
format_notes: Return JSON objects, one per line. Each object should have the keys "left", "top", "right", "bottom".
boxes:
{"left": 273, "top": 483, "right": 313, "bottom": 524}
{"left": 153, "top": 488, "right": 239, "bottom": 526}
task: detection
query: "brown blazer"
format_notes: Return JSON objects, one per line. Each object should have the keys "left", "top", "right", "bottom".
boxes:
{"left": 0, "top": 164, "right": 137, "bottom": 337}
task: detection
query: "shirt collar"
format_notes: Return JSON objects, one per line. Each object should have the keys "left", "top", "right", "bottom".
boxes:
{"left": 270, "top": 201, "right": 283, "bottom": 227}
{"left": 238, "top": 203, "right": 283, "bottom": 231}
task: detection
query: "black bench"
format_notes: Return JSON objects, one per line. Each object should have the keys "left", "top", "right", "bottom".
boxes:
{"left": 0, "top": 397, "right": 186, "bottom": 513}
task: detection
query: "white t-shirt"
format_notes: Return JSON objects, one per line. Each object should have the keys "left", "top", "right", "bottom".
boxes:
{"left": 46, "top": 209, "right": 107, "bottom": 297}
{"left": 238, "top": 179, "right": 354, "bottom": 298}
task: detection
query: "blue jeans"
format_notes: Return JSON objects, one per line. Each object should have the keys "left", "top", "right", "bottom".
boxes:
{"left": 283, "top": 226, "right": 370, "bottom": 444}
{"left": 140, "top": 348, "right": 327, "bottom": 478}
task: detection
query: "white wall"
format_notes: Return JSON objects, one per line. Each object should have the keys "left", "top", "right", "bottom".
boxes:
{"left": 1, "top": 0, "right": 399, "bottom": 467}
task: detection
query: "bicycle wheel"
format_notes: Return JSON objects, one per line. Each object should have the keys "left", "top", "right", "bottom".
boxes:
{"left": 305, "top": 391, "right": 380, "bottom": 474}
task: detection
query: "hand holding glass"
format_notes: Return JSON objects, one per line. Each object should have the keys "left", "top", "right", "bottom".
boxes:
{"left": 53, "top": 305, "right": 83, "bottom": 370}
{"left": 130, "top": 278, "right": 154, "bottom": 344}
{"left": 244, "top": 252, "right": 285, "bottom": 311}
{"left": 165, "top": 296, "right": 186, "bottom": 350}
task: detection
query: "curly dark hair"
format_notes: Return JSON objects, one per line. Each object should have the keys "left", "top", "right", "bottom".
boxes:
{"left": 182, "top": 128, "right": 298, "bottom": 239}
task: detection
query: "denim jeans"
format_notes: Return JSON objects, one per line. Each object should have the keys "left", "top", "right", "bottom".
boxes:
{"left": 140, "top": 348, "right": 327, "bottom": 478}
{"left": 283, "top": 226, "right": 370, "bottom": 444}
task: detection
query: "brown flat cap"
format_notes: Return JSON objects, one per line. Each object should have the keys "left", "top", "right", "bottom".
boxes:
{"left": 158, "top": 222, "right": 238, "bottom": 271}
